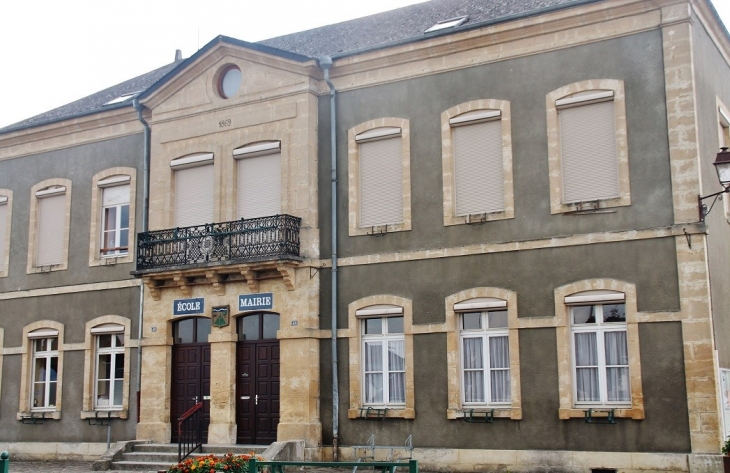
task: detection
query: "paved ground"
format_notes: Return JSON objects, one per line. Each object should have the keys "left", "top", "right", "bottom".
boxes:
{"left": 8, "top": 461, "right": 162, "bottom": 472}
{"left": 6, "top": 461, "right": 360, "bottom": 473}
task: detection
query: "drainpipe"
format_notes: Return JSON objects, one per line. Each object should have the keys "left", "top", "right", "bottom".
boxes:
{"left": 133, "top": 97, "right": 151, "bottom": 421}
{"left": 319, "top": 55, "right": 339, "bottom": 460}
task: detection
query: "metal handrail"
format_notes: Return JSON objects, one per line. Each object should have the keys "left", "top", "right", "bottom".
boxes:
{"left": 177, "top": 402, "right": 203, "bottom": 461}
{"left": 136, "top": 214, "right": 302, "bottom": 272}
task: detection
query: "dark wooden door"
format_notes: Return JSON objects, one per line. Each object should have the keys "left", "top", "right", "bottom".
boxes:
{"left": 171, "top": 344, "right": 211, "bottom": 443}
{"left": 236, "top": 340, "right": 280, "bottom": 444}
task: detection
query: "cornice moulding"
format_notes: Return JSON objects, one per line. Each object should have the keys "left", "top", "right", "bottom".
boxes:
{"left": 323, "top": 0, "right": 694, "bottom": 90}
{"left": 0, "top": 110, "right": 143, "bottom": 161}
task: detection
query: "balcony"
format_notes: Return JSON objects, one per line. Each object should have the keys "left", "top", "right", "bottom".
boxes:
{"left": 133, "top": 215, "right": 302, "bottom": 299}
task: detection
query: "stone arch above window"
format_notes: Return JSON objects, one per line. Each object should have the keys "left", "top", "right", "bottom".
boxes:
{"left": 554, "top": 279, "right": 644, "bottom": 420}
{"left": 444, "top": 287, "right": 522, "bottom": 420}
{"left": 27, "top": 178, "right": 72, "bottom": 274}
{"left": 0, "top": 189, "right": 12, "bottom": 277}
{"left": 546, "top": 79, "right": 630, "bottom": 214}
{"left": 441, "top": 100, "right": 514, "bottom": 226}
{"left": 348, "top": 118, "right": 411, "bottom": 236}
{"left": 89, "top": 168, "right": 136, "bottom": 266}
{"left": 18, "top": 320, "right": 65, "bottom": 420}
{"left": 345, "top": 295, "right": 415, "bottom": 418}
{"left": 81, "top": 316, "right": 132, "bottom": 418}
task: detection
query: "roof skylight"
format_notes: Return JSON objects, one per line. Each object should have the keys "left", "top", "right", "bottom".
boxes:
{"left": 103, "top": 91, "right": 141, "bottom": 106}
{"left": 424, "top": 15, "right": 469, "bottom": 33}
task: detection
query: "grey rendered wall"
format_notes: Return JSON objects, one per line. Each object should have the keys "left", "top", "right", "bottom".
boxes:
{"left": 0, "top": 133, "right": 143, "bottom": 290}
{"left": 317, "top": 30, "right": 690, "bottom": 452}
{"left": 0, "top": 133, "right": 144, "bottom": 442}
{"left": 318, "top": 30, "right": 674, "bottom": 258}
{"left": 691, "top": 13, "right": 730, "bottom": 369}
{"left": 0, "top": 286, "right": 140, "bottom": 442}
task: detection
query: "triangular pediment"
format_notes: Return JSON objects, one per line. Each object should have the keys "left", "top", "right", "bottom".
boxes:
{"left": 140, "top": 36, "right": 318, "bottom": 120}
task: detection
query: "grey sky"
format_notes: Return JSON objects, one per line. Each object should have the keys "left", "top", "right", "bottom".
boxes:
{"left": 1, "top": 0, "right": 728, "bottom": 129}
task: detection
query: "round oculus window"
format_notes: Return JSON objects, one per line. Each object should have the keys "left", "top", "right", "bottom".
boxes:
{"left": 219, "top": 66, "right": 242, "bottom": 99}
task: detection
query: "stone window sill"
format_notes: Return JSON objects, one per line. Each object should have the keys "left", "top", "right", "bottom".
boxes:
{"left": 17, "top": 410, "right": 61, "bottom": 421}
{"left": 81, "top": 410, "right": 128, "bottom": 420}
{"left": 348, "top": 407, "right": 415, "bottom": 419}
{"left": 447, "top": 407, "right": 522, "bottom": 420}
{"left": 559, "top": 407, "right": 644, "bottom": 420}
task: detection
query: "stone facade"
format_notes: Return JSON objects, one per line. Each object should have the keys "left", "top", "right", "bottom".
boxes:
{"left": 1, "top": 0, "right": 729, "bottom": 470}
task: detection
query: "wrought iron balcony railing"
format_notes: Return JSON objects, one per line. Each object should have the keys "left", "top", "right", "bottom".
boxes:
{"left": 135, "top": 214, "right": 301, "bottom": 272}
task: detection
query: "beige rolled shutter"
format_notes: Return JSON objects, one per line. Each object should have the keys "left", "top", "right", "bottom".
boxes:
{"left": 559, "top": 100, "right": 619, "bottom": 203}
{"left": 359, "top": 136, "right": 403, "bottom": 227}
{"left": 237, "top": 152, "right": 281, "bottom": 219}
{"left": 37, "top": 193, "right": 66, "bottom": 266}
{"left": 453, "top": 120, "right": 504, "bottom": 215}
{"left": 0, "top": 201, "right": 6, "bottom": 272}
{"left": 175, "top": 164, "right": 214, "bottom": 227}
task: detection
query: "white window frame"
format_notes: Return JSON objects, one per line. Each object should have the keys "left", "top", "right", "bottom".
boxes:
{"left": 568, "top": 295, "right": 631, "bottom": 408}
{"left": 93, "top": 324, "right": 125, "bottom": 410}
{"left": 99, "top": 178, "right": 131, "bottom": 258}
{"left": 459, "top": 309, "right": 511, "bottom": 407}
{"left": 546, "top": 80, "right": 630, "bottom": 214}
{"left": 89, "top": 169, "right": 136, "bottom": 266}
{"left": 30, "top": 334, "right": 59, "bottom": 411}
{"left": 347, "top": 297, "right": 415, "bottom": 419}
{"left": 361, "top": 314, "right": 406, "bottom": 407}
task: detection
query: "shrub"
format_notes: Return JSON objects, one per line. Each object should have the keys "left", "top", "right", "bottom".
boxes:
{"left": 167, "top": 452, "right": 262, "bottom": 473}
{"left": 722, "top": 436, "right": 730, "bottom": 456}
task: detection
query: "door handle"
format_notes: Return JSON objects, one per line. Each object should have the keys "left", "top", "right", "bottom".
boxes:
{"left": 193, "top": 396, "right": 198, "bottom": 403}
{"left": 240, "top": 396, "right": 250, "bottom": 400}
{"left": 255, "top": 394, "right": 258, "bottom": 406}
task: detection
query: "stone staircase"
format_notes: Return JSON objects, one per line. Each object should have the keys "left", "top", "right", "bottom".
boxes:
{"left": 105, "top": 443, "right": 268, "bottom": 471}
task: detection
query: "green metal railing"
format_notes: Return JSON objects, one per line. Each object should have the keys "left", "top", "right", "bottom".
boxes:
{"left": 1, "top": 451, "right": 9, "bottom": 473}
{"left": 247, "top": 458, "right": 418, "bottom": 473}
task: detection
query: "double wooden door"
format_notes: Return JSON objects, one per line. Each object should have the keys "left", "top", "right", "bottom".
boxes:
{"left": 170, "top": 318, "right": 211, "bottom": 443}
{"left": 236, "top": 313, "right": 280, "bottom": 444}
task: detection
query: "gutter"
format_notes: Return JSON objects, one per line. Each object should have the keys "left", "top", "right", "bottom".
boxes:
{"left": 319, "top": 55, "right": 340, "bottom": 460}
{"left": 132, "top": 97, "right": 151, "bottom": 420}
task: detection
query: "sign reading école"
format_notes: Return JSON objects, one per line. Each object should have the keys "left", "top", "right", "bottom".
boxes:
{"left": 239, "top": 293, "right": 273, "bottom": 311}
{"left": 173, "top": 297, "right": 205, "bottom": 316}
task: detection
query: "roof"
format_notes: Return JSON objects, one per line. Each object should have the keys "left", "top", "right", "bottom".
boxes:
{"left": 5, "top": 0, "right": 727, "bottom": 134}
{"left": 258, "top": 0, "right": 590, "bottom": 58}
{"left": 0, "top": 60, "right": 181, "bottom": 134}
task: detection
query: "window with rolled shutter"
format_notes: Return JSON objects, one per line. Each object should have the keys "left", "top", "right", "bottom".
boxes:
{"left": 174, "top": 163, "right": 214, "bottom": 227}
{"left": 453, "top": 118, "right": 504, "bottom": 215}
{"left": 36, "top": 191, "right": 66, "bottom": 266}
{"left": 235, "top": 143, "right": 281, "bottom": 219}
{"left": 0, "top": 199, "right": 7, "bottom": 272}
{"left": 559, "top": 98, "right": 619, "bottom": 204}
{"left": 359, "top": 133, "right": 403, "bottom": 227}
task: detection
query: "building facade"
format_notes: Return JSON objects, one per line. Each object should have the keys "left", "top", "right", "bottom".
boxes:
{"left": 0, "top": 62, "right": 177, "bottom": 459}
{"left": 0, "top": 0, "right": 729, "bottom": 471}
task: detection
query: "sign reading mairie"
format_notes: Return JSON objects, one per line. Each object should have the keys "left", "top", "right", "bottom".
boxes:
{"left": 239, "top": 293, "right": 274, "bottom": 311}
{"left": 173, "top": 297, "right": 205, "bottom": 316}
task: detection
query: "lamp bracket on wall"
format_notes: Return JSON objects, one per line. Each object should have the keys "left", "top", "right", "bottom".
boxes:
{"left": 698, "top": 187, "right": 729, "bottom": 222}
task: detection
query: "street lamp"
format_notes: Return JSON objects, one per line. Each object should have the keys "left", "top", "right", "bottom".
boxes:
{"left": 698, "top": 147, "right": 730, "bottom": 222}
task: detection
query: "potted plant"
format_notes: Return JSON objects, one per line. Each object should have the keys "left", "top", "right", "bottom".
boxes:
{"left": 167, "top": 452, "right": 262, "bottom": 473}
{"left": 723, "top": 436, "right": 730, "bottom": 473}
